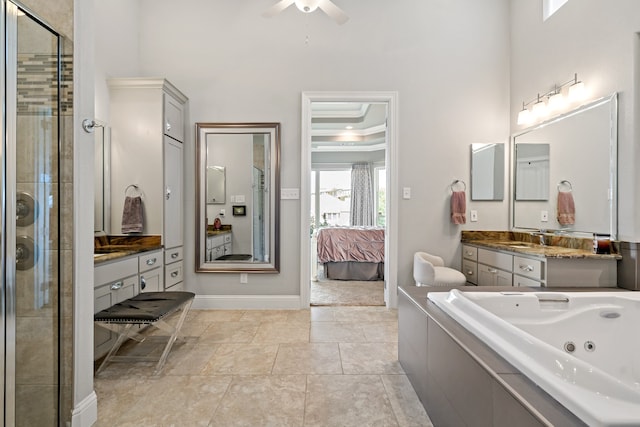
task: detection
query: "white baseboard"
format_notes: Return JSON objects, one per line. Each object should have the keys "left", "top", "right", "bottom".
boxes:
{"left": 71, "top": 391, "right": 97, "bottom": 427}
{"left": 192, "top": 294, "right": 303, "bottom": 310}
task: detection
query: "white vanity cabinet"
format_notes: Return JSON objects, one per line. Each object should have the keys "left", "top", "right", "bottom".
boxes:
{"left": 462, "top": 242, "right": 618, "bottom": 288}
{"left": 207, "top": 233, "right": 232, "bottom": 261}
{"left": 164, "top": 246, "right": 184, "bottom": 291}
{"left": 139, "top": 249, "right": 163, "bottom": 292}
{"left": 477, "top": 248, "right": 514, "bottom": 287}
{"left": 108, "top": 78, "right": 187, "bottom": 291}
{"left": 94, "top": 256, "right": 139, "bottom": 359}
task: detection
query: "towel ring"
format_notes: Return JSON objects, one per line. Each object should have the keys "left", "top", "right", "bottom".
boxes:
{"left": 450, "top": 179, "right": 466, "bottom": 192}
{"left": 557, "top": 180, "right": 573, "bottom": 192}
{"left": 125, "top": 184, "right": 142, "bottom": 197}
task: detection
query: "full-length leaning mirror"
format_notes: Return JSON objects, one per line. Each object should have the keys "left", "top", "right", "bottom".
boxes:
{"left": 511, "top": 93, "right": 618, "bottom": 238}
{"left": 196, "top": 123, "right": 281, "bottom": 272}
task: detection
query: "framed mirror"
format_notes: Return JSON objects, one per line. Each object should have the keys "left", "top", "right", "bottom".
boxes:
{"left": 511, "top": 93, "right": 617, "bottom": 238}
{"left": 196, "top": 123, "right": 280, "bottom": 272}
{"left": 471, "top": 142, "right": 504, "bottom": 201}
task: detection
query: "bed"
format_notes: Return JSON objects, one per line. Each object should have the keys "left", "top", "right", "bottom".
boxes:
{"left": 316, "top": 226, "right": 385, "bottom": 281}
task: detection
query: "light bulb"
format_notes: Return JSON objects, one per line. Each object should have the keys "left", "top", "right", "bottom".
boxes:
{"left": 532, "top": 99, "right": 547, "bottom": 118}
{"left": 295, "top": 0, "right": 320, "bottom": 13}
{"left": 568, "top": 80, "right": 585, "bottom": 102}
{"left": 547, "top": 91, "right": 565, "bottom": 111}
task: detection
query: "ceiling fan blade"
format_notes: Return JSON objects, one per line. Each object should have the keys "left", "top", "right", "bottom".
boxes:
{"left": 317, "top": 0, "right": 349, "bottom": 24}
{"left": 262, "top": 0, "right": 296, "bottom": 18}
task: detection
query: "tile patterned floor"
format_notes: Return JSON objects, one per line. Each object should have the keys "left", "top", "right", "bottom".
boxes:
{"left": 94, "top": 306, "right": 433, "bottom": 426}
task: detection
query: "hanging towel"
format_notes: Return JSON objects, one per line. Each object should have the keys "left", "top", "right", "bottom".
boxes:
{"left": 450, "top": 191, "right": 466, "bottom": 225}
{"left": 557, "top": 191, "right": 575, "bottom": 225}
{"left": 121, "top": 196, "right": 144, "bottom": 233}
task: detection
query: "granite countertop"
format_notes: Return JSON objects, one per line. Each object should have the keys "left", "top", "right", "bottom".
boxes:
{"left": 207, "top": 229, "right": 231, "bottom": 237}
{"left": 94, "top": 235, "right": 163, "bottom": 265}
{"left": 94, "top": 245, "right": 164, "bottom": 264}
{"left": 461, "top": 230, "right": 621, "bottom": 260}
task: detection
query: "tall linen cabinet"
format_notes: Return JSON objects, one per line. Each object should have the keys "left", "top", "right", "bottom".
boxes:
{"left": 108, "top": 78, "right": 188, "bottom": 290}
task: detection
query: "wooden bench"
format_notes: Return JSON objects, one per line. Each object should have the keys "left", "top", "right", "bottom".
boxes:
{"left": 94, "top": 291, "right": 195, "bottom": 375}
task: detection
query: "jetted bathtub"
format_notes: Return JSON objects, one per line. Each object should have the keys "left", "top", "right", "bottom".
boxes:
{"left": 427, "top": 290, "right": 640, "bottom": 427}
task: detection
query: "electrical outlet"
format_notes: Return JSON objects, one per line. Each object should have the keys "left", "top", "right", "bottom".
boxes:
{"left": 541, "top": 210, "right": 549, "bottom": 222}
{"left": 220, "top": 209, "right": 225, "bottom": 217}
{"left": 470, "top": 210, "right": 478, "bottom": 222}
{"left": 240, "top": 273, "right": 248, "bottom": 284}
{"left": 403, "top": 187, "right": 411, "bottom": 199}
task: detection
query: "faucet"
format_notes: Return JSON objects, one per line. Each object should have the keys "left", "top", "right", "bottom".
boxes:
{"left": 531, "top": 230, "right": 546, "bottom": 246}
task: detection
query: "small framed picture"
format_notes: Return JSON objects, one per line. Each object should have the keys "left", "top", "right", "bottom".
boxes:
{"left": 232, "top": 205, "right": 246, "bottom": 216}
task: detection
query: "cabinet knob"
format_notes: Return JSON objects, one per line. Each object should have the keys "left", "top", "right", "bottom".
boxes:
{"left": 171, "top": 252, "right": 178, "bottom": 259}
{"left": 166, "top": 187, "right": 172, "bottom": 200}
{"left": 488, "top": 268, "right": 498, "bottom": 274}
{"left": 519, "top": 265, "right": 534, "bottom": 272}
{"left": 171, "top": 271, "right": 179, "bottom": 278}
{"left": 166, "top": 121, "right": 172, "bottom": 132}
{"left": 140, "top": 277, "right": 146, "bottom": 290}
{"left": 146, "top": 258, "right": 157, "bottom": 266}
{"left": 466, "top": 271, "right": 474, "bottom": 275}
{"left": 110, "top": 281, "right": 123, "bottom": 290}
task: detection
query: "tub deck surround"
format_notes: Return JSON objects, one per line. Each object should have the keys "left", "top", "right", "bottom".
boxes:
{"left": 398, "top": 285, "right": 586, "bottom": 427}
{"left": 461, "top": 230, "right": 620, "bottom": 260}
{"left": 427, "top": 289, "right": 640, "bottom": 427}
{"left": 94, "top": 235, "right": 163, "bottom": 264}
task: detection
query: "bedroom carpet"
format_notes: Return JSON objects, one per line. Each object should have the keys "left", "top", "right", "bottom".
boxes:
{"left": 310, "top": 279, "right": 385, "bottom": 306}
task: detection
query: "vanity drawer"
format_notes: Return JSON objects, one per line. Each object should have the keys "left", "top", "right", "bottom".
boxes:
{"left": 514, "top": 275, "right": 543, "bottom": 288}
{"left": 462, "top": 259, "right": 477, "bottom": 285}
{"left": 139, "top": 250, "right": 162, "bottom": 273}
{"left": 462, "top": 245, "right": 478, "bottom": 261}
{"left": 165, "top": 262, "right": 183, "bottom": 289}
{"left": 478, "top": 249, "right": 513, "bottom": 272}
{"left": 513, "top": 256, "right": 543, "bottom": 280}
{"left": 223, "top": 233, "right": 232, "bottom": 244}
{"left": 95, "top": 257, "right": 138, "bottom": 287}
{"left": 165, "top": 246, "right": 183, "bottom": 264}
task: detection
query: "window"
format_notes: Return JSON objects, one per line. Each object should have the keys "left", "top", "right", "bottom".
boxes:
{"left": 310, "top": 169, "right": 351, "bottom": 234}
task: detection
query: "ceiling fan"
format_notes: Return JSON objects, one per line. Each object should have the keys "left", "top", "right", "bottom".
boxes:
{"left": 263, "top": 0, "right": 349, "bottom": 25}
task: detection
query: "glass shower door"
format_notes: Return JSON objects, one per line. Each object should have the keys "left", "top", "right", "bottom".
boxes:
{"left": 3, "top": 2, "right": 63, "bottom": 425}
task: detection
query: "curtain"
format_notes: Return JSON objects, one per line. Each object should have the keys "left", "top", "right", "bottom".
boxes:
{"left": 350, "top": 163, "right": 374, "bottom": 226}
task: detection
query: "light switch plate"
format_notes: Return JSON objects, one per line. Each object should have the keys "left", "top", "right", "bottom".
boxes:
{"left": 541, "top": 210, "right": 549, "bottom": 222}
{"left": 281, "top": 188, "right": 300, "bottom": 200}
{"left": 403, "top": 187, "right": 411, "bottom": 199}
{"left": 470, "top": 210, "right": 478, "bottom": 222}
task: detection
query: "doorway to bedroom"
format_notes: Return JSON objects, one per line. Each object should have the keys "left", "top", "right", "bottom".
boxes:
{"left": 310, "top": 166, "right": 386, "bottom": 306}
{"left": 301, "top": 94, "right": 397, "bottom": 307}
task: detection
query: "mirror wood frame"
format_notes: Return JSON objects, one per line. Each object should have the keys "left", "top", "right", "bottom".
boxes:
{"left": 195, "top": 122, "right": 281, "bottom": 273}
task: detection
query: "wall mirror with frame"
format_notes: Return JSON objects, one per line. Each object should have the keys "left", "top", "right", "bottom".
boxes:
{"left": 511, "top": 93, "right": 617, "bottom": 238}
{"left": 196, "top": 122, "right": 280, "bottom": 272}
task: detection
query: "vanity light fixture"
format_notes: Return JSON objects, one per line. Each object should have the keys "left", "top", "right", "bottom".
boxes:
{"left": 517, "top": 73, "right": 586, "bottom": 126}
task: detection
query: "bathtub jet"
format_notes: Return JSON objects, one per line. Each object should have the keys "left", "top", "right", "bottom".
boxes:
{"left": 427, "top": 289, "right": 640, "bottom": 427}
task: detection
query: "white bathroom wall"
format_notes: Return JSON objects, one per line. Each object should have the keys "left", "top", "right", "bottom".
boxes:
{"left": 94, "top": 0, "right": 511, "bottom": 298}
{"left": 510, "top": 0, "right": 640, "bottom": 241}
{"left": 94, "top": 0, "right": 142, "bottom": 120}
